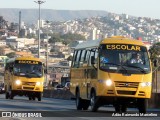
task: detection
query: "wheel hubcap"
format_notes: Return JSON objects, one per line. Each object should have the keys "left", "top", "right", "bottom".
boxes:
{"left": 91, "top": 94, "right": 95, "bottom": 108}
{"left": 76, "top": 94, "right": 79, "bottom": 106}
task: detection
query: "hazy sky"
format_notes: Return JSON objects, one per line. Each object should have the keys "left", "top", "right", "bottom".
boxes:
{"left": 0, "top": 0, "right": 160, "bottom": 19}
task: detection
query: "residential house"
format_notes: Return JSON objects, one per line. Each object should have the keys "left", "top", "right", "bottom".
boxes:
{"left": 1, "top": 48, "right": 14, "bottom": 55}
{"left": 15, "top": 51, "right": 33, "bottom": 57}
{"left": 0, "top": 40, "right": 6, "bottom": 46}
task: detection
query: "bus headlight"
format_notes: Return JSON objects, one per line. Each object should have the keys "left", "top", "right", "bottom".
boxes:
{"left": 105, "top": 79, "right": 112, "bottom": 86}
{"left": 36, "top": 82, "right": 41, "bottom": 86}
{"left": 15, "top": 80, "right": 21, "bottom": 85}
{"left": 141, "top": 82, "right": 151, "bottom": 87}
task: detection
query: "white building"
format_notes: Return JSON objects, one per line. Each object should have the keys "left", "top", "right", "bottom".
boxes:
{"left": 0, "top": 40, "right": 6, "bottom": 46}
{"left": 9, "top": 41, "right": 24, "bottom": 49}
{"left": 37, "top": 19, "right": 45, "bottom": 28}
{"left": 92, "top": 28, "right": 101, "bottom": 40}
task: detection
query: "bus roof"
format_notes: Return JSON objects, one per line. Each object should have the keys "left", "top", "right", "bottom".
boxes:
{"left": 6, "top": 56, "right": 42, "bottom": 63}
{"left": 75, "top": 39, "right": 102, "bottom": 50}
{"left": 75, "top": 36, "right": 146, "bottom": 50}
{"left": 101, "top": 36, "right": 145, "bottom": 46}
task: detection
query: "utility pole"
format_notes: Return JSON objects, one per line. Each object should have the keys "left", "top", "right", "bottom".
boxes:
{"left": 45, "top": 20, "right": 49, "bottom": 87}
{"left": 34, "top": 0, "right": 45, "bottom": 58}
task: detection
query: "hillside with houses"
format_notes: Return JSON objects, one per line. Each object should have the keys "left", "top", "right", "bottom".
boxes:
{"left": 1, "top": 11, "right": 160, "bottom": 87}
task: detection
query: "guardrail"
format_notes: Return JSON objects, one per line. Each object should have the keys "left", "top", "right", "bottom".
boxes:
{"left": 43, "top": 89, "right": 160, "bottom": 108}
{"left": 43, "top": 89, "right": 75, "bottom": 100}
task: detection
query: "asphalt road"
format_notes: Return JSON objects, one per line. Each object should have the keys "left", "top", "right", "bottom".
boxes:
{"left": 0, "top": 94, "right": 160, "bottom": 120}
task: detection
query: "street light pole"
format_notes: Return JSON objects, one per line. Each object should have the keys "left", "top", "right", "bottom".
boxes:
{"left": 46, "top": 20, "right": 49, "bottom": 87}
{"left": 34, "top": 0, "right": 45, "bottom": 58}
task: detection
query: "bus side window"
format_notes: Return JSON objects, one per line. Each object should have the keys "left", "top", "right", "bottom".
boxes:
{"left": 84, "top": 50, "right": 91, "bottom": 66}
{"left": 95, "top": 49, "right": 98, "bottom": 63}
{"left": 79, "top": 50, "right": 86, "bottom": 67}
{"left": 89, "top": 49, "right": 95, "bottom": 66}
{"left": 71, "top": 50, "right": 77, "bottom": 67}
{"left": 74, "top": 50, "right": 81, "bottom": 68}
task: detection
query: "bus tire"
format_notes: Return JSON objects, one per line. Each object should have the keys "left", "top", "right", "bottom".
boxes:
{"left": 115, "top": 104, "right": 121, "bottom": 113}
{"left": 37, "top": 93, "right": 42, "bottom": 101}
{"left": 29, "top": 97, "right": 32, "bottom": 100}
{"left": 76, "top": 91, "right": 83, "bottom": 110}
{"left": 90, "top": 91, "right": 99, "bottom": 112}
{"left": 137, "top": 99, "right": 147, "bottom": 113}
{"left": 5, "top": 92, "right": 10, "bottom": 99}
{"left": 10, "top": 91, "right": 14, "bottom": 99}
{"left": 121, "top": 105, "right": 127, "bottom": 113}
{"left": 82, "top": 100, "right": 90, "bottom": 110}
{"left": 32, "top": 96, "right": 35, "bottom": 100}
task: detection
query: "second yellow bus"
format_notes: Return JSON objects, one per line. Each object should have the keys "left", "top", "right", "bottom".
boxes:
{"left": 70, "top": 36, "right": 152, "bottom": 113}
{"left": 4, "top": 56, "right": 45, "bottom": 101}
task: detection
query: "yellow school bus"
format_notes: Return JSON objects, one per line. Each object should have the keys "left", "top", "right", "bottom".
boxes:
{"left": 4, "top": 56, "right": 44, "bottom": 101}
{"left": 70, "top": 36, "right": 152, "bottom": 113}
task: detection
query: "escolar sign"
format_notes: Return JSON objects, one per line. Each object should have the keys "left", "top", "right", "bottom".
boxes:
{"left": 18, "top": 60, "right": 39, "bottom": 64}
{"left": 106, "top": 44, "right": 141, "bottom": 51}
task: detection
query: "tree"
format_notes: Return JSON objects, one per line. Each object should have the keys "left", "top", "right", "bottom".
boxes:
{"left": 48, "top": 33, "right": 86, "bottom": 45}
{"left": 61, "top": 33, "right": 85, "bottom": 41}
{"left": 50, "top": 48, "right": 55, "bottom": 52}
{"left": 48, "top": 33, "right": 61, "bottom": 43}
{"left": 0, "top": 47, "right": 4, "bottom": 55}
{"left": 27, "top": 33, "right": 36, "bottom": 39}
{"left": 6, "top": 52, "right": 16, "bottom": 58}
{"left": 67, "top": 55, "right": 73, "bottom": 61}
{"left": 149, "top": 42, "right": 160, "bottom": 62}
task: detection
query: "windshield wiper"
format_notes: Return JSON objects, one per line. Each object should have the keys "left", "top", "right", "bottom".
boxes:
{"left": 14, "top": 72, "right": 25, "bottom": 76}
{"left": 127, "top": 64, "right": 146, "bottom": 73}
{"left": 27, "top": 71, "right": 42, "bottom": 77}
{"left": 104, "top": 62, "right": 128, "bottom": 73}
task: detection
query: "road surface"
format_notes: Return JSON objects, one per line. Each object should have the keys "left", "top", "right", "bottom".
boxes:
{"left": 0, "top": 94, "right": 159, "bottom": 120}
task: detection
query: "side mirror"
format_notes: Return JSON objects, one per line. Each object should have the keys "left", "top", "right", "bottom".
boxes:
{"left": 154, "top": 59, "right": 158, "bottom": 67}
{"left": 91, "top": 56, "right": 95, "bottom": 64}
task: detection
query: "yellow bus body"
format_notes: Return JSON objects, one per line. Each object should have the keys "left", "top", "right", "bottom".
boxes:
{"left": 70, "top": 36, "right": 152, "bottom": 113}
{"left": 4, "top": 56, "right": 44, "bottom": 101}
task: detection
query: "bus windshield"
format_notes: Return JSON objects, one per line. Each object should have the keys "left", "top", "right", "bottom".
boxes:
{"left": 99, "top": 44, "right": 151, "bottom": 74}
{"left": 14, "top": 61, "right": 43, "bottom": 78}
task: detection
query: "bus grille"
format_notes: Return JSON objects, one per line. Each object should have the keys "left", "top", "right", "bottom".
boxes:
{"left": 117, "top": 90, "right": 136, "bottom": 95}
{"left": 115, "top": 82, "right": 139, "bottom": 88}
{"left": 22, "top": 82, "right": 36, "bottom": 86}
{"left": 22, "top": 87, "right": 34, "bottom": 90}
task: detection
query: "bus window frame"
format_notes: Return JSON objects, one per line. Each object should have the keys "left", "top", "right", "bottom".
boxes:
{"left": 73, "top": 50, "right": 82, "bottom": 68}
{"left": 79, "top": 49, "right": 87, "bottom": 67}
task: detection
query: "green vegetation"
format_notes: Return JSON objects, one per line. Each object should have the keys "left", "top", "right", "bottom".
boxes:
{"left": 48, "top": 33, "right": 86, "bottom": 45}
{"left": 149, "top": 42, "right": 160, "bottom": 62}
{"left": 6, "top": 52, "right": 16, "bottom": 58}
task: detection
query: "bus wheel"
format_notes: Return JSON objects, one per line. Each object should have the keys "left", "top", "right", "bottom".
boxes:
{"left": 32, "top": 96, "right": 35, "bottom": 100}
{"left": 137, "top": 99, "right": 147, "bottom": 113}
{"left": 37, "top": 93, "right": 42, "bottom": 101}
{"left": 121, "top": 105, "right": 127, "bottom": 113}
{"left": 90, "top": 91, "right": 98, "bottom": 112}
{"left": 10, "top": 91, "right": 14, "bottom": 99}
{"left": 5, "top": 92, "right": 10, "bottom": 99}
{"left": 114, "top": 104, "right": 121, "bottom": 113}
{"left": 83, "top": 100, "right": 90, "bottom": 110}
{"left": 29, "top": 97, "right": 32, "bottom": 100}
{"left": 76, "top": 91, "right": 83, "bottom": 110}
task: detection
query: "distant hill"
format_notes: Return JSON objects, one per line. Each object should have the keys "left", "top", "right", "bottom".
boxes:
{"left": 0, "top": 8, "right": 108, "bottom": 24}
